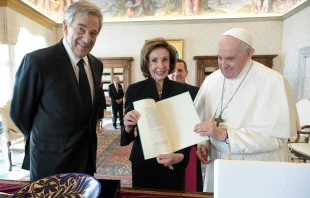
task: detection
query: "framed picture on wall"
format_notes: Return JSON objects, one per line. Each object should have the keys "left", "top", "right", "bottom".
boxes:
{"left": 146, "top": 39, "right": 184, "bottom": 59}
{"left": 167, "top": 39, "right": 183, "bottom": 59}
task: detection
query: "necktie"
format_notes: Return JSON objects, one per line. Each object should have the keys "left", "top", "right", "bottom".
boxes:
{"left": 77, "top": 59, "right": 92, "bottom": 115}
{"left": 115, "top": 84, "right": 118, "bottom": 93}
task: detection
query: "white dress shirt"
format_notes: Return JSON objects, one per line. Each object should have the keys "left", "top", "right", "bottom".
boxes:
{"left": 62, "top": 39, "right": 94, "bottom": 103}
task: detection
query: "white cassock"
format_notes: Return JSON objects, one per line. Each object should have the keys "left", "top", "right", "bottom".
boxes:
{"left": 194, "top": 60, "right": 300, "bottom": 192}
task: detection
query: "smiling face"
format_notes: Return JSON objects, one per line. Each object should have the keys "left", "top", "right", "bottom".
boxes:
{"left": 148, "top": 47, "right": 170, "bottom": 83}
{"left": 217, "top": 36, "right": 253, "bottom": 79}
{"left": 171, "top": 61, "right": 188, "bottom": 83}
{"left": 63, "top": 14, "right": 99, "bottom": 58}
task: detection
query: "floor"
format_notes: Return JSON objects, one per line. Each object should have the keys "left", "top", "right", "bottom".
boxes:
{"left": 0, "top": 132, "right": 29, "bottom": 180}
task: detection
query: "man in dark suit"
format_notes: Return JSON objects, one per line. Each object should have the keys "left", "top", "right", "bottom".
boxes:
{"left": 169, "top": 59, "right": 199, "bottom": 100}
{"left": 10, "top": 1, "right": 103, "bottom": 181}
{"left": 169, "top": 59, "right": 202, "bottom": 191}
{"left": 108, "top": 75, "right": 124, "bottom": 129}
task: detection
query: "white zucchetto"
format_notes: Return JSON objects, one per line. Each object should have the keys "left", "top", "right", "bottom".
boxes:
{"left": 222, "top": 28, "right": 252, "bottom": 47}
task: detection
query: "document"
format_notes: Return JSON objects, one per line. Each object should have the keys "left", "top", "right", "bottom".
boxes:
{"left": 133, "top": 92, "right": 209, "bottom": 160}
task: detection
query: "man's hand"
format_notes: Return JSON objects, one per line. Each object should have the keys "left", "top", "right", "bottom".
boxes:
{"left": 197, "top": 145, "right": 212, "bottom": 165}
{"left": 116, "top": 99, "right": 123, "bottom": 104}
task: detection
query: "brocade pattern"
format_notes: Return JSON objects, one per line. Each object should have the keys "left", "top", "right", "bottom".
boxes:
{"left": 12, "top": 173, "right": 101, "bottom": 198}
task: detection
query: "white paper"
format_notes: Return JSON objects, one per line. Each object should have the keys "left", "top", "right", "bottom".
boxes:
{"left": 133, "top": 92, "right": 208, "bottom": 160}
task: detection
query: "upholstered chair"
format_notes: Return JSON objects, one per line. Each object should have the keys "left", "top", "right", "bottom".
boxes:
{"left": 0, "top": 100, "right": 25, "bottom": 171}
{"left": 289, "top": 99, "right": 310, "bottom": 162}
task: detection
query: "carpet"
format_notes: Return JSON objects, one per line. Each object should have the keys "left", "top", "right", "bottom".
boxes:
{"left": 19, "top": 123, "right": 133, "bottom": 188}
{"left": 96, "top": 123, "right": 132, "bottom": 188}
{"left": 18, "top": 123, "right": 204, "bottom": 189}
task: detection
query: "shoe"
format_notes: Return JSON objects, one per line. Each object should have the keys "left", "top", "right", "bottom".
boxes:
{"left": 113, "top": 126, "right": 117, "bottom": 129}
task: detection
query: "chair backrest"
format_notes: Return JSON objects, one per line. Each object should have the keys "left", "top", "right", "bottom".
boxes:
{"left": 0, "top": 100, "right": 22, "bottom": 141}
{"left": 296, "top": 98, "right": 310, "bottom": 127}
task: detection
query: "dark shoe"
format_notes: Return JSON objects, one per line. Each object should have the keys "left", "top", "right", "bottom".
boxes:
{"left": 113, "top": 126, "right": 117, "bottom": 129}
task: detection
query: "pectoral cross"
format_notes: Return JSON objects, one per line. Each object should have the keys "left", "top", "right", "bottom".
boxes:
{"left": 215, "top": 114, "right": 224, "bottom": 127}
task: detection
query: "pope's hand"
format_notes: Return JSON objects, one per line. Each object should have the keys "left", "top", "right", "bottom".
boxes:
{"left": 194, "top": 121, "right": 227, "bottom": 142}
{"left": 196, "top": 145, "right": 212, "bottom": 165}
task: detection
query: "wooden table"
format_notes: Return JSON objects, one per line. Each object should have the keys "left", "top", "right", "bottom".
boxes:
{"left": 0, "top": 179, "right": 213, "bottom": 197}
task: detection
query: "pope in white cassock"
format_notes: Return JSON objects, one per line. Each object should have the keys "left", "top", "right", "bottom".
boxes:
{"left": 193, "top": 28, "right": 300, "bottom": 192}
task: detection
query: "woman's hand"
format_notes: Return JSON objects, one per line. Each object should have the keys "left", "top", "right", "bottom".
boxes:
{"left": 196, "top": 145, "right": 212, "bottom": 165}
{"left": 124, "top": 110, "right": 140, "bottom": 133}
{"left": 156, "top": 153, "right": 184, "bottom": 167}
{"left": 194, "top": 121, "right": 227, "bottom": 142}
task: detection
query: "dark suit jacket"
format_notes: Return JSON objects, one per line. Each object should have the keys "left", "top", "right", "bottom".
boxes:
{"left": 108, "top": 83, "right": 124, "bottom": 107}
{"left": 120, "top": 77, "right": 191, "bottom": 190}
{"left": 185, "top": 83, "right": 199, "bottom": 101}
{"left": 97, "top": 89, "right": 107, "bottom": 119}
{"left": 10, "top": 40, "right": 103, "bottom": 180}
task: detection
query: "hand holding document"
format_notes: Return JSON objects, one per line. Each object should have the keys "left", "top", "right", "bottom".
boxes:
{"left": 133, "top": 92, "right": 209, "bottom": 160}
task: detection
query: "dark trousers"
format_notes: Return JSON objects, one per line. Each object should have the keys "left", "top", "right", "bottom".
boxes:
{"left": 111, "top": 102, "right": 123, "bottom": 126}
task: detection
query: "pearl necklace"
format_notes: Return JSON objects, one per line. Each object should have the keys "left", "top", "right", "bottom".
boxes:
{"left": 158, "top": 92, "right": 162, "bottom": 95}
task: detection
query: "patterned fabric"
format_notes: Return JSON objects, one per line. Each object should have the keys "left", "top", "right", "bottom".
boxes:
{"left": 12, "top": 173, "right": 101, "bottom": 197}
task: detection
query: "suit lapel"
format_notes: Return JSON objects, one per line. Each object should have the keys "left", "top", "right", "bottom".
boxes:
{"left": 146, "top": 77, "right": 160, "bottom": 101}
{"left": 54, "top": 40, "right": 84, "bottom": 112}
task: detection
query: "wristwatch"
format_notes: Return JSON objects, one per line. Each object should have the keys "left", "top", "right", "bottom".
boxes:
{"left": 225, "top": 130, "right": 229, "bottom": 144}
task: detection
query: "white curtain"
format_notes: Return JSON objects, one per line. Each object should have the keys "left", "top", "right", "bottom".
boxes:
{"left": 0, "top": 6, "right": 56, "bottom": 46}
{"left": 0, "top": 27, "right": 47, "bottom": 107}
{"left": 0, "top": 5, "right": 54, "bottom": 108}
{"left": 0, "top": 7, "right": 19, "bottom": 44}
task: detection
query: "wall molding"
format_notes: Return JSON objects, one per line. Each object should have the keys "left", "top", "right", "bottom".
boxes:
{"left": 282, "top": 0, "right": 310, "bottom": 20}
{"left": 0, "top": 0, "right": 55, "bottom": 30}
{"left": 297, "top": 46, "right": 310, "bottom": 101}
{"left": 1, "top": 0, "right": 309, "bottom": 28}
{"left": 101, "top": 16, "right": 283, "bottom": 26}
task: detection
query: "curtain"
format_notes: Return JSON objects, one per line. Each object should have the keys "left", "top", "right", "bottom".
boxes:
{"left": 0, "top": 6, "right": 56, "bottom": 46}
{"left": 0, "top": 27, "right": 47, "bottom": 107}
{"left": 0, "top": 7, "right": 19, "bottom": 44}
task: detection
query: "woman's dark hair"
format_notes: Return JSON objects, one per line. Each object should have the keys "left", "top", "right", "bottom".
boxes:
{"left": 140, "top": 38, "right": 176, "bottom": 77}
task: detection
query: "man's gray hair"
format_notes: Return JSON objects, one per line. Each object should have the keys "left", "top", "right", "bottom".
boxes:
{"left": 64, "top": 0, "right": 103, "bottom": 32}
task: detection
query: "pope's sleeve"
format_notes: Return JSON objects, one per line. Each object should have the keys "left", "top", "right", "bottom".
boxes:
{"left": 283, "top": 78, "right": 300, "bottom": 136}
{"left": 195, "top": 78, "right": 211, "bottom": 150}
{"left": 228, "top": 129, "right": 286, "bottom": 154}
{"left": 228, "top": 75, "right": 297, "bottom": 154}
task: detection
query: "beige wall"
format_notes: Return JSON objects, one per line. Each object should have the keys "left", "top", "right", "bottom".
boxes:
{"left": 282, "top": 6, "right": 310, "bottom": 101}
{"left": 5, "top": 1, "right": 309, "bottom": 101}
{"left": 54, "top": 7, "right": 310, "bottom": 101}
{"left": 81, "top": 20, "right": 282, "bottom": 86}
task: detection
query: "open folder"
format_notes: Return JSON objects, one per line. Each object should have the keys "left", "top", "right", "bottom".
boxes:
{"left": 133, "top": 92, "right": 208, "bottom": 160}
